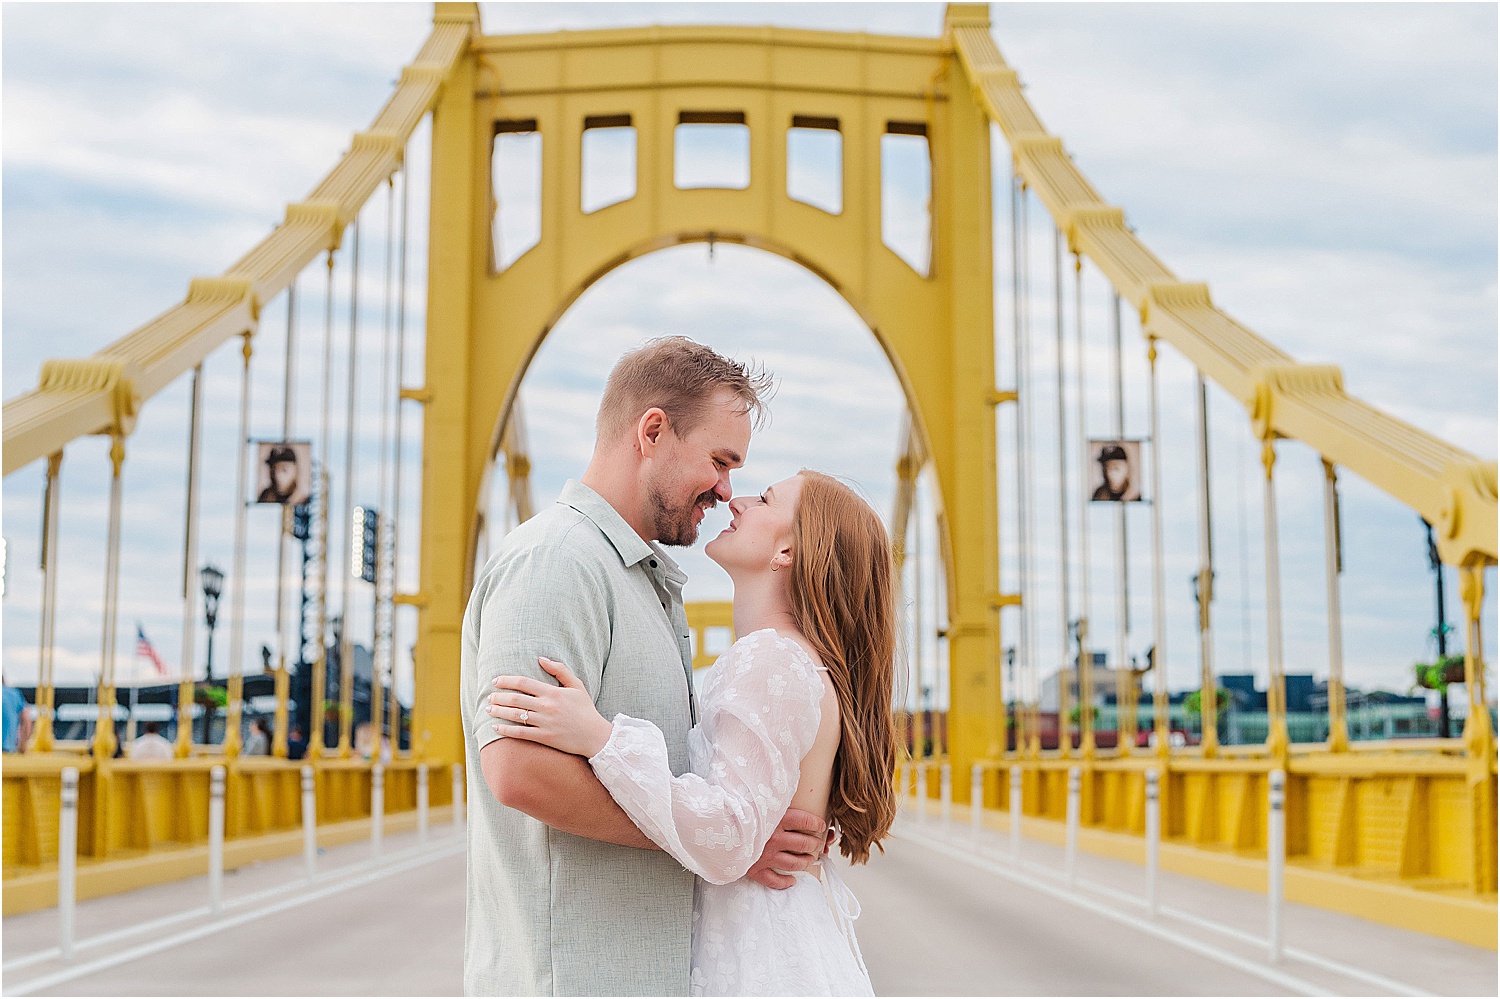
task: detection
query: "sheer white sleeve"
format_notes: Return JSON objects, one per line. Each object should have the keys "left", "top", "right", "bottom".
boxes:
{"left": 587, "top": 630, "right": 823, "bottom": 885}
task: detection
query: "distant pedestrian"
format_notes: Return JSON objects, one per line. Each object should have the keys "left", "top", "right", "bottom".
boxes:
{"left": 243, "top": 717, "right": 270, "bottom": 756}
{"left": 129, "top": 721, "right": 174, "bottom": 760}
{"left": 287, "top": 724, "right": 307, "bottom": 760}
{"left": 2, "top": 679, "right": 31, "bottom": 754}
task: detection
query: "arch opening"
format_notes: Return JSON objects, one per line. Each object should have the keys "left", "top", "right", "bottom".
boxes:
{"left": 476, "top": 242, "right": 926, "bottom": 616}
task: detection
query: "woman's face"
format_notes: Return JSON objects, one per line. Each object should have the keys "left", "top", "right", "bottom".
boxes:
{"left": 705, "top": 474, "right": 803, "bottom": 577}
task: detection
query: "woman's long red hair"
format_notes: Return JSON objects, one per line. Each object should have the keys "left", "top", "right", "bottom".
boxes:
{"left": 787, "top": 471, "right": 897, "bottom": 864}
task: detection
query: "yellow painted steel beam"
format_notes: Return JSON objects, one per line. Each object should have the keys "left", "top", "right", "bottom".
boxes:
{"left": 0, "top": 4, "right": 482, "bottom": 476}
{"left": 946, "top": 4, "right": 1497, "bottom": 568}
{"left": 686, "top": 601, "right": 736, "bottom": 671}
{"left": 416, "top": 10, "right": 1003, "bottom": 781}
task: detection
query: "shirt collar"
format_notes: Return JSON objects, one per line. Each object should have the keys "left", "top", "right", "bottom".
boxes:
{"left": 558, "top": 479, "right": 658, "bottom": 569}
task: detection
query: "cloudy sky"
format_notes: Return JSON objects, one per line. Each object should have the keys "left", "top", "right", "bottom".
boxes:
{"left": 3, "top": 3, "right": 1495, "bottom": 718}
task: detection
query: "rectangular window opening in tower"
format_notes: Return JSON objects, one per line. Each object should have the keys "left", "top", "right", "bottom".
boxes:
{"left": 881, "top": 121, "right": 931, "bottom": 277}
{"left": 674, "top": 111, "right": 750, "bottom": 191}
{"left": 582, "top": 113, "right": 637, "bottom": 214}
{"left": 787, "top": 115, "right": 842, "bottom": 215}
{"left": 491, "top": 119, "right": 542, "bottom": 272}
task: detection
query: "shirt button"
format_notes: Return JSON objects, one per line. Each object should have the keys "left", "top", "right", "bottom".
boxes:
{"left": 649, "top": 560, "right": 657, "bottom": 568}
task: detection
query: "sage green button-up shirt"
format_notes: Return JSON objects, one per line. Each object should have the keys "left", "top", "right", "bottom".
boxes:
{"left": 462, "top": 480, "right": 698, "bottom": 997}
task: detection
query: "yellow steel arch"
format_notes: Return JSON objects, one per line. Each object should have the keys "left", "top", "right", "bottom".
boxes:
{"left": 410, "top": 9, "right": 1004, "bottom": 773}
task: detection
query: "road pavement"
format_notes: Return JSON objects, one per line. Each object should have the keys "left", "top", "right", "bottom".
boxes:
{"left": 4, "top": 806, "right": 1494, "bottom": 996}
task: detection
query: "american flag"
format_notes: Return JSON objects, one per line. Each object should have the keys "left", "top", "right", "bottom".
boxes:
{"left": 135, "top": 624, "right": 168, "bottom": 675}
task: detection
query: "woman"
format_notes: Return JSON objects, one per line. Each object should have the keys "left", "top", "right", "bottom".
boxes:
{"left": 487, "top": 470, "right": 897, "bottom": 996}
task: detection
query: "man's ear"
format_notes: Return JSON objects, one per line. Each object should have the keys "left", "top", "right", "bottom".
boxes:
{"left": 636, "top": 408, "right": 669, "bottom": 455}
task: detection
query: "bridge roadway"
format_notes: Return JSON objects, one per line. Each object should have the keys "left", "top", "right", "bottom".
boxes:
{"left": 3, "top": 803, "right": 1493, "bottom": 997}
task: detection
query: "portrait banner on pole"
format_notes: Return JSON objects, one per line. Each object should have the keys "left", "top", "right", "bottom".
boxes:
{"left": 1089, "top": 439, "right": 1143, "bottom": 503}
{"left": 255, "top": 441, "right": 312, "bottom": 505}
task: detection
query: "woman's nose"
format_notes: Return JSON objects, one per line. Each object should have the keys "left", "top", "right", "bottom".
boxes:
{"left": 728, "top": 495, "right": 750, "bottom": 515}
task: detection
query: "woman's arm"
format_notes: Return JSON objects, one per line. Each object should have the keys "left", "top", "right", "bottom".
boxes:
{"left": 490, "top": 639, "right": 824, "bottom": 885}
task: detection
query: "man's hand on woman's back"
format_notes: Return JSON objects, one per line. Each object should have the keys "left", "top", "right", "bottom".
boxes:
{"left": 746, "top": 807, "right": 829, "bottom": 889}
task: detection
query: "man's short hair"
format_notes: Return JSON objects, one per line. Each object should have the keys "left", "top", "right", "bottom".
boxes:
{"left": 596, "top": 337, "right": 774, "bottom": 442}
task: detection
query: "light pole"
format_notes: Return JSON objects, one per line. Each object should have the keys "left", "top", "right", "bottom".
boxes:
{"left": 199, "top": 563, "right": 224, "bottom": 744}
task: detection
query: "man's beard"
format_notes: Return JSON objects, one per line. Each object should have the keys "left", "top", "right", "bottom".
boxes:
{"left": 650, "top": 487, "right": 718, "bottom": 547}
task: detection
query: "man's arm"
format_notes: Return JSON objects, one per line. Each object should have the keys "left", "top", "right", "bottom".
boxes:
{"left": 481, "top": 737, "right": 654, "bottom": 849}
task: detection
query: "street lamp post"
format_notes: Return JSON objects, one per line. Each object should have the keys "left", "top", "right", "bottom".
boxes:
{"left": 199, "top": 563, "right": 224, "bottom": 743}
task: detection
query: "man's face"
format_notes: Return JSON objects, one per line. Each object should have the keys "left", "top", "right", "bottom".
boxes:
{"left": 1103, "top": 458, "right": 1130, "bottom": 494}
{"left": 644, "top": 388, "right": 753, "bottom": 546}
{"left": 270, "top": 459, "right": 298, "bottom": 496}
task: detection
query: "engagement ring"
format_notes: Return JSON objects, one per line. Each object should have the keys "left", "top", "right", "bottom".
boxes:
{"left": 518, "top": 709, "right": 529, "bottom": 724}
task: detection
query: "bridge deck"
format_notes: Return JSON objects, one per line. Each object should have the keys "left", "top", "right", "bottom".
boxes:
{"left": 3, "top": 813, "right": 1493, "bottom": 997}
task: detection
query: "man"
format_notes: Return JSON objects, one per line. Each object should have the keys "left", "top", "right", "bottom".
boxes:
{"left": 462, "top": 338, "right": 827, "bottom": 997}
{"left": 257, "top": 445, "right": 300, "bottom": 504}
{"left": 1092, "top": 443, "right": 1135, "bottom": 501}
{"left": 128, "top": 721, "right": 174, "bottom": 760}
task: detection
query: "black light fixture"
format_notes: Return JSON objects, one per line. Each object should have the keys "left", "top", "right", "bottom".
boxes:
{"left": 200, "top": 563, "right": 224, "bottom": 682}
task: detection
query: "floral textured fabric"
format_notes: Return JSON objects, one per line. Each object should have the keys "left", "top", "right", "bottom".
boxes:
{"left": 589, "top": 629, "right": 874, "bottom": 996}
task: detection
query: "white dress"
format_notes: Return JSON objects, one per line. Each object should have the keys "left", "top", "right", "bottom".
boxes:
{"left": 588, "top": 629, "right": 874, "bottom": 997}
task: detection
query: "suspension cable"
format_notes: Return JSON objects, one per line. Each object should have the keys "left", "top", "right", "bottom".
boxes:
{"left": 272, "top": 279, "right": 298, "bottom": 759}
{"left": 223, "top": 327, "right": 255, "bottom": 757}
{"left": 1146, "top": 335, "right": 1169, "bottom": 752}
{"left": 1053, "top": 226, "right": 1072, "bottom": 759}
{"left": 312, "top": 249, "right": 336, "bottom": 757}
{"left": 175, "top": 367, "right": 203, "bottom": 756}
{"left": 337, "top": 214, "right": 362, "bottom": 758}
{"left": 390, "top": 146, "right": 411, "bottom": 753}
{"left": 372, "top": 176, "right": 396, "bottom": 759}
{"left": 1010, "top": 169, "right": 1034, "bottom": 756}
{"left": 1194, "top": 373, "right": 1217, "bottom": 755}
{"left": 1074, "top": 252, "right": 1093, "bottom": 755}
{"left": 1111, "top": 291, "right": 1131, "bottom": 751}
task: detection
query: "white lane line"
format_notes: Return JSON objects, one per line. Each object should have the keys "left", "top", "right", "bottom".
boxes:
{"left": 950, "top": 822, "right": 1434, "bottom": 999}
{"left": 3, "top": 832, "right": 461, "bottom": 975}
{"left": 1057, "top": 866, "right": 1434, "bottom": 998}
{"left": 897, "top": 824, "right": 1338, "bottom": 997}
{"left": 3, "top": 842, "right": 465, "bottom": 997}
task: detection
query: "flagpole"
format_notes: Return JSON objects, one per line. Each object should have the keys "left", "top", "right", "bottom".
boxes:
{"left": 126, "top": 630, "right": 140, "bottom": 748}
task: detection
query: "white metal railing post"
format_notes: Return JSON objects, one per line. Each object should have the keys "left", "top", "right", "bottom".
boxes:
{"left": 417, "top": 763, "right": 430, "bottom": 843}
{"left": 1268, "top": 769, "right": 1286, "bottom": 962}
{"left": 1065, "top": 766, "right": 1081, "bottom": 885}
{"left": 208, "top": 765, "right": 226, "bottom": 915}
{"left": 452, "top": 762, "right": 466, "bottom": 829}
{"left": 301, "top": 765, "right": 316, "bottom": 884}
{"left": 1145, "top": 768, "right": 1161, "bottom": 914}
{"left": 970, "top": 763, "right": 984, "bottom": 840}
{"left": 1009, "top": 765, "right": 1022, "bottom": 860}
{"left": 371, "top": 763, "right": 384, "bottom": 857}
{"left": 58, "top": 767, "right": 79, "bottom": 961}
{"left": 940, "top": 762, "right": 952, "bottom": 826}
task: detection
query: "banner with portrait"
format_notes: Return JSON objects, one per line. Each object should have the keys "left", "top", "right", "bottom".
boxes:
{"left": 1088, "top": 439, "right": 1142, "bottom": 502}
{"left": 255, "top": 441, "right": 312, "bottom": 505}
